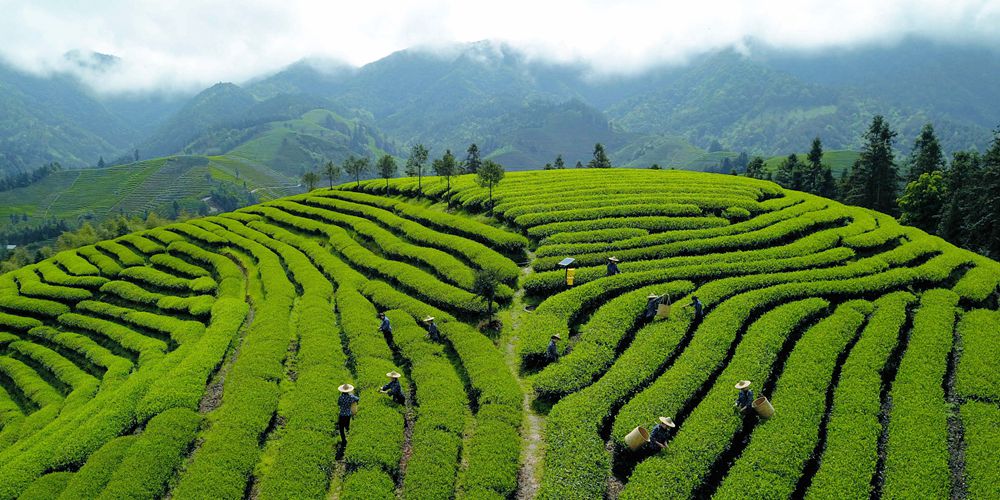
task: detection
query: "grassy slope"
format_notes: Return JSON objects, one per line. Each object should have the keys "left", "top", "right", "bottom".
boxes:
{"left": 0, "top": 156, "right": 295, "bottom": 231}
{"left": 764, "top": 150, "right": 860, "bottom": 176}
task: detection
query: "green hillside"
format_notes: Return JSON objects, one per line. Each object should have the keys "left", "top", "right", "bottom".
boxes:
{"left": 764, "top": 149, "right": 861, "bottom": 176}
{"left": 0, "top": 155, "right": 296, "bottom": 232}
{"left": 0, "top": 169, "right": 996, "bottom": 499}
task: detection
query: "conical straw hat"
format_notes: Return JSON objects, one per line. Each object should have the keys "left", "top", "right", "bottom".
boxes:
{"left": 386, "top": 371, "right": 401, "bottom": 379}
{"left": 659, "top": 416, "right": 676, "bottom": 427}
{"left": 735, "top": 380, "right": 752, "bottom": 390}
{"left": 338, "top": 384, "right": 354, "bottom": 393}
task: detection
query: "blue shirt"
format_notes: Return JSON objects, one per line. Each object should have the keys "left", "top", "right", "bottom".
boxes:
{"left": 547, "top": 339, "right": 559, "bottom": 360}
{"left": 380, "top": 316, "right": 391, "bottom": 333}
{"left": 338, "top": 392, "right": 359, "bottom": 417}
{"left": 607, "top": 262, "right": 620, "bottom": 276}
{"left": 736, "top": 389, "right": 755, "bottom": 408}
{"left": 644, "top": 298, "right": 659, "bottom": 318}
{"left": 427, "top": 322, "right": 440, "bottom": 341}
{"left": 649, "top": 424, "right": 672, "bottom": 446}
{"left": 692, "top": 299, "right": 703, "bottom": 318}
{"left": 382, "top": 379, "right": 404, "bottom": 400}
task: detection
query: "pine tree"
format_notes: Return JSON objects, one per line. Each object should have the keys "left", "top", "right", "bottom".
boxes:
{"left": 588, "top": 143, "right": 612, "bottom": 168}
{"left": 464, "top": 144, "right": 482, "bottom": 175}
{"left": 97, "top": 156, "right": 106, "bottom": 168}
{"left": 964, "top": 130, "right": 1000, "bottom": 258}
{"left": 843, "top": 116, "right": 900, "bottom": 214}
{"left": 907, "top": 123, "right": 946, "bottom": 182}
{"left": 937, "top": 151, "right": 981, "bottom": 245}
{"left": 805, "top": 137, "right": 825, "bottom": 194}
{"left": 575, "top": 161, "right": 584, "bottom": 168}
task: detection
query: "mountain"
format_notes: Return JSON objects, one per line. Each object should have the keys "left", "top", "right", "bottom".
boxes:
{"left": 0, "top": 63, "right": 129, "bottom": 173}
{"left": 3, "top": 38, "right": 1000, "bottom": 178}
{"left": 246, "top": 39, "right": 998, "bottom": 167}
{"left": 137, "top": 82, "right": 258, "bottom": 159}
{"left": 0, "top": 55, "right": 187, "bottom": 174}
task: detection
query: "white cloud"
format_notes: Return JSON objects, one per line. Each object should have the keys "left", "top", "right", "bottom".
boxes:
{"left": 0, "top": 0, "right": 998, "bottom": 93}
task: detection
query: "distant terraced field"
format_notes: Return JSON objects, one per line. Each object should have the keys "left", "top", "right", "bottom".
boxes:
{"left": 0, "top": 169, "right": 997, "bottom": 499}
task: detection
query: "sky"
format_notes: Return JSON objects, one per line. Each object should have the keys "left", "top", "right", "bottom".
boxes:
{"left": 1, "top": 0, "right": 999, "bottom": 94}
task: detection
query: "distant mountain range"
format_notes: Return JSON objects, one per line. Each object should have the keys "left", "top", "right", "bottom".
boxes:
{"left": 2, "top": 38, "right": 999, "bottom": 177}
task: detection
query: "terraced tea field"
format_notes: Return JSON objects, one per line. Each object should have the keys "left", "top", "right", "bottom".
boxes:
{"left": 0, "top": 169, "right": 997, "bottom": 499}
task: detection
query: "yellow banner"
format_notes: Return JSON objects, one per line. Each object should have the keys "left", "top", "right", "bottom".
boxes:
{"left": 566, "top": 268, "right": 575, "bottom": 286}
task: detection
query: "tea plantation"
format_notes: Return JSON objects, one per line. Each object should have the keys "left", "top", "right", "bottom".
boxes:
{"left": 0, "top": 169, "right": 997, "bottom": 499}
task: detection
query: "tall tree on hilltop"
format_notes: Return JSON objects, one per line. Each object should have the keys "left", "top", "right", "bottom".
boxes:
{"left": 805, "top": 137, "right": 824, "bottom": 192}
{"left": 464, "top": 143, "right": 482, "bottom": 175}
{"left": 554, "top": 154, "right": 565, "bottom": 169}
{"left": 433, "top": 149, "right": 459, "bottom": 191}
{"left": 575, "top": 160, "right": 584, "bottom": 168}
{"left": 588, "top": 143, "right": 612, "bottom": 169}
{"left": 898, "top": 171, "right": 946, "bottom": 233}
{"left": 964, "top": 130, "right": 1000, "bottom": 258}
{"left": 907, "top": 123, "right": 946, "bottom": 182}
{"left": 937, "top": 151, "right": 981, "bottom": 245}
{"left": 301, "top": 171, "right": 320, "bottom": 191}
{"left": 344, "top": 155, "right": 370, "bottom": 187}
{"left": 843, "top": 115, "right": 900, "bottom": 214}
{"left": 744, "top": 156, "right": 765, "bottom": 179}
{"left": 97, "top": 156, "right": 106, "bottom": 168}
{"left": 323, "top": 160, "right": 341, "bottom": 188}
{"left": 406, "top": 144, "right": 429, "bottom": 195}
{"left": 377, "top": 154, "right": 397, "bottom": 194}
{"left": 476, "top": 160, "right": 505, "bottom": 214}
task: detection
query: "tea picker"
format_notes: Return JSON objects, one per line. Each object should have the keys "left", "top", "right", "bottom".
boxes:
{"left": 381, "top": 371, "right": 405, "bottom": 404}
{"left": 606, "top": 256, "right": 621, "bottom": 276}
{"left": 734, "top": 380, "right": 754, "bottom": 413}
{"left": 547, "top": 334, "right": 560, "bottom": 362}
{"left": 337, "top": 383, "right": 359, "bottom": 442}
{"left": 378, "top": 312, "right": 392, "bottom": 335}
{"left": 682, "top": 295, "right": 704, "bottom": 320}
{"left": 643, "top": 294, "right": 661, "bottom": 319}
{"left": 647, "top": 416, "right": 676, "bottom": 451}
{"left": 423, "top": 316, "right": 440, "bottom": 342}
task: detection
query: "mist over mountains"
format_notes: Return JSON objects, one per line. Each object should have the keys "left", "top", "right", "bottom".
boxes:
{"left": 1, "top": 38, "right": 998, "bottom": 175}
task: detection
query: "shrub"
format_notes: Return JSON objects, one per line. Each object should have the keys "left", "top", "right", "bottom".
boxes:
{"left": 19, "top": 472, "right": 72, "bottom": 500}
{"left": 954, "top": 309, "right": 1000, "bottom": 401}
{"left": 149, "top": 253, "right": 211, "bottom": 278}
{"left": 98, "top": 408, "right": 201, "bottom": 499}
{"left": 806, "top": 293, "right": 915, "bottom": 499}
{"left": 533, "top": 281, "right": 693, "bottom": 399}
{"left": 709, "top": 302, "right": 870, "bottom": 499}
{"left": 882, "top": 289, "right": 959, "bottom": 500}
{"left": 58, "top": 436, "right": 138, "bottom": 499}
{"left": 961, "top": 401, "right": 1000, "bottom": 500}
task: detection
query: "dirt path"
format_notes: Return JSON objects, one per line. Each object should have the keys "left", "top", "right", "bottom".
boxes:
{"left": 503, "top": 256, "right": 546, "bottom": 500}
{"left": 396, "top": 384, "right": 417, "bottom": 496}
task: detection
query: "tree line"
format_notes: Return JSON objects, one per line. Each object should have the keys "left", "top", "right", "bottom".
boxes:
{"left": 300, "top": 142, "right": 506, "bottom": 209}
{"left": 747, "top": 116, "right": 1000, "bottom": 260}
{"left": 0, "top": 162, "right": 61, "bottom": 192}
